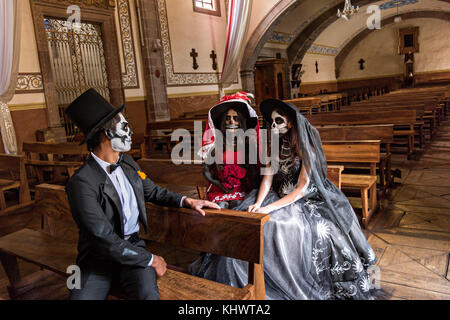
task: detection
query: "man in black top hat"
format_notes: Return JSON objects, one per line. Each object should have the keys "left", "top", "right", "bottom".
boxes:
{"left": 65, "top": 89, "right": 220, "bottom": 300}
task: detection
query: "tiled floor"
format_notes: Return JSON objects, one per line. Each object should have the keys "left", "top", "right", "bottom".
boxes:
{"left": 0, "top": 119, "right": 449, "bottom": 300}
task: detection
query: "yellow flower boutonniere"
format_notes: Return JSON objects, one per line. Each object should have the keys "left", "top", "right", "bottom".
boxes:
{"left": 137, "top": 170, "right": 147, "bottom": 180}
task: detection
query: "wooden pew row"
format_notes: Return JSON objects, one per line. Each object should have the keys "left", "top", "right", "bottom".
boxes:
{"left": 306, "top": 110, "right": 417, "bottom": 158}
{"left": 0, "top": 154, "right": 33, "bottom": 215}
{"left": 339, "top": 103, "right": 435, "bottom": 145}
{"left": 314, "top": 94, "right": 343, "bottom": 112}
{"left": 322, "top": 140, "right": 380, "bottom": 228}
{"left": 348, "top": 95, "right": 445, "bottom": 142}
{"left": 350, "top": 96, "right": 443, "bottom": 121}
{"left": 318, "top": 125, "right": 394, "bottom": 194}
{"left": 138, "top": 138, "right": 381, "bottom": 227}
{"left": 0, "top": 184, "right": 269, "bottom": 300}
{"left": 282, "top": 97, "right": 322, "bottom": 115}
{"left": 137, "top": 159, "right": 344, "bottom": 197}
{"left": 23, "top": 141, "right": 89, "bottom": 186}
{"left": 145, "top": 120, "right": 206, "bottom": 154}
{"left": 137, "top": 154, "right": 379, "bottom": 228}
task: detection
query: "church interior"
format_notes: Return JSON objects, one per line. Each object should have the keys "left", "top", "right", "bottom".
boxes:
{"left": 0, "top": 0, "right": 449, "bottom": 301}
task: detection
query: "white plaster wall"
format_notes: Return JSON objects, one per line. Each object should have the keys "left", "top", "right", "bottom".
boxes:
{"left": 166, "top": 0, "right": 227, "bottom": 74}
{"left": 339, "top": 18, "right": 450, "bottom": 80}
{"left": 10, "top": 0, "right": 46, "bottom": 106}
{"left": 300, "top": 53, "right": 337, "bottom": 83}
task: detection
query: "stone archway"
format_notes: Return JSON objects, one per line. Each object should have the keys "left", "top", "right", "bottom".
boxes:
{"left": 240, "top": 0, "right": 450, "bottom": 95}
{"left": 288, "top": 0, "right": 450, "bottom": 67}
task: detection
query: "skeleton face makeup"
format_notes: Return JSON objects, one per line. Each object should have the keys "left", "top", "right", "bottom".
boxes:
{"left": 106, "top": 113, "right": 133, "bottom": 152}
{"left": 224, "top": 109, "right": 240, "bottom": 133}
{"left": 271, "top": 110, "right": 289, "bottom": 135}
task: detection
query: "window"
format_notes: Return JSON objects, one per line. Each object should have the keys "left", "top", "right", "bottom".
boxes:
{"left": 193, "top": 0, "right": 221, "bottom": 17}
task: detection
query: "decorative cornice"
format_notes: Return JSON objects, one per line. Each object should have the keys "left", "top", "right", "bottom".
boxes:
{"left": 15, "top": 73, "right": 44, "bottom": 93}
{"left": 125, "top": 96, "right": 146, "bottom": 102}
{"left": 118, "top": 0, "right": 139, "bottom": 88}
{"left": 34, "top": 0, "right": 116, "bottom": 9}
{"left": 168, "top": 88, "right": 242, "bottom": 98}
{"left": 307, "top": 44, "right": 339, "bottom": 56}
{"left": 379, "top": 0, "right": 419, "bottom": 10}
{"left": 8, "top": 103, "right": 47, "bottom": 112}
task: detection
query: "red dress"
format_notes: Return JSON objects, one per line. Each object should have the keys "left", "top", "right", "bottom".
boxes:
{"left": 206, "top": 150, "right": 252, "bottom": 203}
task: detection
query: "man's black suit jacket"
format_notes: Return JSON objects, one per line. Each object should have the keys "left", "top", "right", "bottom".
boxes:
{"left": 66, "top": 153, "right": 183, "bottom": 268}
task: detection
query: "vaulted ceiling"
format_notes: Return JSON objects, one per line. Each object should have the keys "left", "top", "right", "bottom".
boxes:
{"left": 263, "top": 0, "right": 450, "bottom": 65}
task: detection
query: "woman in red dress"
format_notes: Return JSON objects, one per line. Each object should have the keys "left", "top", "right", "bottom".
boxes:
{"left": 198, "top": 92, "right": 260, "bottom": 209}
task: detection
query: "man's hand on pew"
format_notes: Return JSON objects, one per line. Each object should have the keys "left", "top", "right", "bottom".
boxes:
{"left": 183, "top": 198, "right": 221, "bottom": 216}
{"left": 151, "top": 254, "right": 167, "bottom": 277}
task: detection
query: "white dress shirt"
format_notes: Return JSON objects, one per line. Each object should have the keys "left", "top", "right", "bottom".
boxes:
{"left": 91, "top": 152, "right": 153, "bottom": 266}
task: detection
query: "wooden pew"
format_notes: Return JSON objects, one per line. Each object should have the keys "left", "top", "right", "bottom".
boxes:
{"left": 306, "top": 110, "right": 417, "bottom": 157}
{"left": 318, "top": 124, "right": 394, "bottom": 194}
{"left": 322, "top": 140, "right": 381, "bottom": 228}
{"left": 138, "top": 159, "right": 206, "bottom": 199}
{"left": 145, "top": 120, "right": 205, "bottom": 154}
{"left": 347, "top": 99, "right": 441, "bottom": 142}
{"left": 137, "top": 159, "right": 344, "bottom": 195}
{"left": 0, "top": 154, "right": 33, "bottom": 215}
{"left": 283, "top": 97, "right": 321, "bottom": 115}
{"left": 22, "top": 141, "right": 88, "bottom": 185}
{"left": 0, "top": 184, "right": 269, "bottom": 300}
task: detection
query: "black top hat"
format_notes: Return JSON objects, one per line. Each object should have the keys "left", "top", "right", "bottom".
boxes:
{"left": 260, "top": 98, "right": 297, "bottom": 125}
{"left": 210, "top": 101, "right": 258, "bottom": 130}
{"left": 65, "top": 89, "right": 125, "bottom": 144}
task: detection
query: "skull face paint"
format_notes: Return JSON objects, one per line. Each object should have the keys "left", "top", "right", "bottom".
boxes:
{"left": 224, "top": 109, "right": 240, "bottom": 133}
{"left": 271, "top": 110, "right": 289, "bottom": 135}
{"left": 108, "top": 113, "right": 133, "bottom": 152}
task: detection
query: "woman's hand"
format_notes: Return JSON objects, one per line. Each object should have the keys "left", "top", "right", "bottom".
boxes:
{"left": 247, "top": 203, "right": 261, "bottom": 212}
{"left": 255, "top": 206, "right": 275, "bottom": 214}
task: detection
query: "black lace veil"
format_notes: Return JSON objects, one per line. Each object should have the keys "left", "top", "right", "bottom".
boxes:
{"left": 260, "top": 99, "right": 355, "bottom": 234}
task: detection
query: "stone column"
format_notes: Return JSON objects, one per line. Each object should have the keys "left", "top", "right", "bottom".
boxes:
{"left": 138, "top": 0, "right": 171, "bottom": 121}
{"left": 240, "top": 69, "right": 255, "bottom": 95}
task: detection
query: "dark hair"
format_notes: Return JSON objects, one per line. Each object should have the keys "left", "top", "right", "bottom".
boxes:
{"left": 269, "top": 108, "right": 300, "bottom": 159}
{"left": 85, "top": 114, "right": 121, "bottom": 152}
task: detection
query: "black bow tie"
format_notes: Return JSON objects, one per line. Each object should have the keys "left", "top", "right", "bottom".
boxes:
{"left": 108, "top": 155, "right": 123, "bottom": 174}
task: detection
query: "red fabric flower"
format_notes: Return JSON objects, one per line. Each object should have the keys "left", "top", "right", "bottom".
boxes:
{"left": 219, "top": 164, "right": 247, "bottom": 189}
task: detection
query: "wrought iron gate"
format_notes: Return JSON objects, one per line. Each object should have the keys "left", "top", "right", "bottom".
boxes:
{"left": 44, "top": 18, "right": 110, "bottom": 138}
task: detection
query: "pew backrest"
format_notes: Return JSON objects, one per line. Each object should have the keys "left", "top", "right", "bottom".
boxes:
{"left": 146, "top": 120, "right": 205, "bottom": 133}
{"left": 137, "top": 159, "right": 344, "bottom": 191}
{"left": 306, "top": 110, "right": 416, "bottom": 126}
{"left": 23, "top": 141, "right": 88, "bottom": 158}
{"left": 323, "top": 140, "right": 381, "bottom": 166}
{"left": 318, "top": 125, "right": 394, "bottom": 144}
